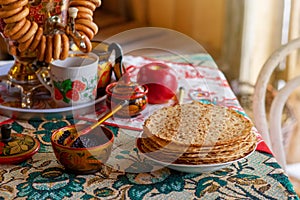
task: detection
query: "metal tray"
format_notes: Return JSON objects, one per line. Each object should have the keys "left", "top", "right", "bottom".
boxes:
{"left": 0, "top": 61, "right": 106, "bottom": 120}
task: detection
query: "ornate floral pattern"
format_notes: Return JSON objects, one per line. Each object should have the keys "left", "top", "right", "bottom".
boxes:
{"left": 0, "top": 117, "right": 298, "bottom": 200}
{"left": 16, "top": 167, "right": 85, "bottom": 199}
{"left": 28, "top": 0, "right": 69, "bottom": 25}
{"left": 53, "top": 77, "right": 97, "bottom": 104}
{"left": 27, "top": 116, "right": 74, "bottom": 152}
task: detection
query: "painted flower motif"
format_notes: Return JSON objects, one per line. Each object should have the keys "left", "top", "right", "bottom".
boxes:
{"left": 28, "top": 3, "right": 44, "bottom": 24}
{"left": 72, "top": 80, "right": 86, "bottom": 92}
{"left": 28, "top": 118, "right": 73, "bottom": 152}
{"left": 3, "top": 135, "right": 34, "bottom": 155}
{"left": 94, "top": 187, "right": 115, "bottom": 198}
{"left": 113, "top": 167, "right": 197, "bottom": 199}
{"left": 17, "top": 167, "right": 85, "bottom": 199}
{"left": 53, "top": 77, "right": 97, "bottom": 104}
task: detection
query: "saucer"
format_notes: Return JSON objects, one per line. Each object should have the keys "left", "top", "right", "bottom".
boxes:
{"left": 0, "top": 132, "right": 40, "bottom": 164}
{"left": 0, "top": 63, "right": 106, "bottom": 120}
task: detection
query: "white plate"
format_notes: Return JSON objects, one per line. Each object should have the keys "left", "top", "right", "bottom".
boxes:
{"left": 136, "top": 138, "right": 256, "bottom": 173}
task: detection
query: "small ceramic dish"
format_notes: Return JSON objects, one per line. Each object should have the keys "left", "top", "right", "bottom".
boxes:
{"left": 0, "top": 124, "right": 40, "bottom": 164}
{"left": 51, "top": 124, "right": 114, "bottom": 174}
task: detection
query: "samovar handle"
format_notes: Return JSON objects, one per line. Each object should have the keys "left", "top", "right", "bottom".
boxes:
{"left": 108, "top": 42, "right": 126, "bottom": 81}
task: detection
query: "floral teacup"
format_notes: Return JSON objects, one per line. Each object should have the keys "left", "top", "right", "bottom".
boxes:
{"left": 37, "top": 52, "right": 99, "bottom": 107}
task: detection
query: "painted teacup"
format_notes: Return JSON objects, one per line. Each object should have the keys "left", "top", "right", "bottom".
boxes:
{"left": 37, "top": 52, "right": 99, "bottom": 107}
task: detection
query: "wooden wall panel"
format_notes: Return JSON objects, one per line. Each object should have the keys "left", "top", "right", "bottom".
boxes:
{"left": 146, "top": 0, "right": 225, "bottom": 60}
{"left": 111, "top": 0, "right": 288, "bottom": 84}
{"left": 173, "top": 0, "right": 194, "bottom": 34}
{"left": 192, "top": 0, "right": 225, "bottom": 58}
{"left": 129, "top": 0, "right": 147, "bottom": 24}
{"left": 147, "top": 0, "right": 175, "bottom": 29}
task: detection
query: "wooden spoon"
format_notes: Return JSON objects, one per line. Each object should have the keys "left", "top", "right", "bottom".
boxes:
{"left": 63, "top": 100, "right": 129, "bottom": 147}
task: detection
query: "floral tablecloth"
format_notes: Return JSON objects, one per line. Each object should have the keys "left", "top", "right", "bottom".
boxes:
{"left": 0, "top": 54, "right": 299, "bottom": 200}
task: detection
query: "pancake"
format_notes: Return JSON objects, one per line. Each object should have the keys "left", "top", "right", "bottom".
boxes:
{"left": 139, "top": 101, "right": 257, "bottom": 165}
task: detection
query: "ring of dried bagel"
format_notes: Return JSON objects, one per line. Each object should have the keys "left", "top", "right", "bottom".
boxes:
{"left": 76, "top": 11, "right": 93, "bottom": 21}
{"left": 45, "top": 35, "right": 53, "bottom": 63}
{"left": 1, "top": 0, "right": 28, "bottom": 10}
{"left": 69, "top": 0, "right": 96, "bottom": 11}
{"left": 75, "top": 6, "right": 94, "bottom": 16}
{"left": 18, "top": 34, "right": 34, "bottom": 52}
{"left": 37, "top": 35, "right": 46, "bottom": 62}
{"left": 78, "top": 32, "right": 92, "bottom": 53}
{"left": 4, "top": 18, "right": 26, "bottom": 37}
{"left": 76, "top": 19, "right": 98, "bottom": 34}
{"left": 53, "top": 34, "right": 61, "bottom": 60}
{"left": 9, "top": 19, "right": 31, "bottom": 40}
{"left": 28, "top": 27, "right": 43, "bottom": 52}
{"left": 60, "top": 33, "right": 69, "bottom": 60}
{"left": 84, "top": 0, "right": 101, "bottom": 7}
{"left": 0, "top": 6, "right": 23, "bottom": 18}
{"left": 4, "top": 7, "right": 29, "bottom": 23}
{"left": 75, "top": 23, "right": 94, "bottom": 40}
{"left": 0, "top": 0, "right": 18, "bottom": 6}
{"left": 0, "top": 0, "right": 101, "bottom": 63}
{"left": 8, "top": 44, "right": 17, "bottom": 56}
{"left": 18, "top": 21, "right": 38, "bottom": 43}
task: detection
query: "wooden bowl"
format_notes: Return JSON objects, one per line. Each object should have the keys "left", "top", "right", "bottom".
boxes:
{"left": 51, "top": 124, "right": 114, "bottom": 174}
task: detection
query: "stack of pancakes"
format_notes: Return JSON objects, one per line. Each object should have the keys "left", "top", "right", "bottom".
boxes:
{"left": 138, "top": 101, "right": 257, "bottom": 165}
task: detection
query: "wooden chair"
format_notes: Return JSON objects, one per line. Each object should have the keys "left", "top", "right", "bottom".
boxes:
{"left": 253, "top": 37, "right": 300, "bottom": 182}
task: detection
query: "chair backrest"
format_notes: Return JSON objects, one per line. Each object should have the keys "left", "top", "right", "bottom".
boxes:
{"left": 253, "top": 37, "right": 300, "bottom": 171}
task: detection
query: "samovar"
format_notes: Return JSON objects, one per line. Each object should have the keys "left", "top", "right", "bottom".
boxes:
{"left": 0, "top": 0, "right": 102, "bottom": 108}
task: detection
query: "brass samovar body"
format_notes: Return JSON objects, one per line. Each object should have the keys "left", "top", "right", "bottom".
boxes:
{"left": 0, "top": 0, "right": 87, "bottom": 108}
